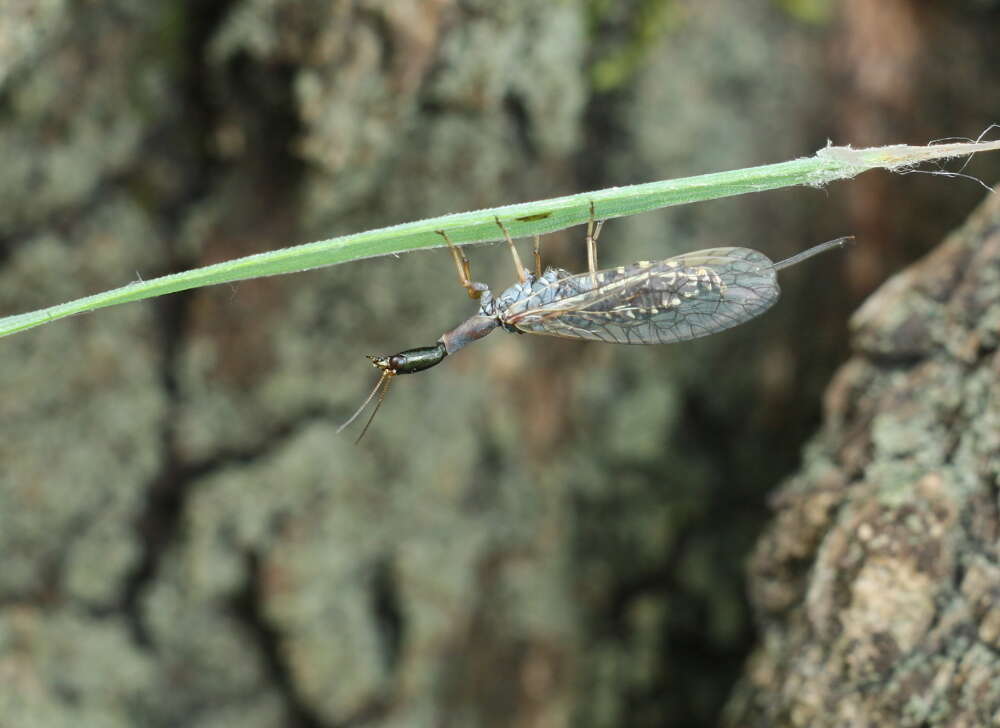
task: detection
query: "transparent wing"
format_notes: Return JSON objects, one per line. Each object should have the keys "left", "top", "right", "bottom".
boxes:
{"left": 506, "top": 247, "right": 780, "bottom": 345}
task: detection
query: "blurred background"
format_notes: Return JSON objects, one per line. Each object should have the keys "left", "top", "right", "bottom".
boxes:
{"left": 1, "top": 1, "right": 999, "bottom": 726}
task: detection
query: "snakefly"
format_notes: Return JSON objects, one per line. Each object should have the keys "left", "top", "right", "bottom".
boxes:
{"left": 339, "top": 203, "right": 852, "bottom": 441}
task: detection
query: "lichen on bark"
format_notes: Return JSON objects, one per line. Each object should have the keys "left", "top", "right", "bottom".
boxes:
{"left": 726, "top": 191, "right": 1000, "bottom": 728}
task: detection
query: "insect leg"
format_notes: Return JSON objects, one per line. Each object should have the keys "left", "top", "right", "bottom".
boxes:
{"left": 533, "top": 234, "right": 542, "bottom": 277}
{"left": 437, "top": 230, "right": 486, "bottom": 299}
{"left": 586, "top": 200, "right": 606, "bottom": 277}
{"left": 495, "top": 217, "right": 528, "bottom": 284}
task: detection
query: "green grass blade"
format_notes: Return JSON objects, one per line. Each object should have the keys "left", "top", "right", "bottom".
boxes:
{"left": 2, "top": 138, "right": 998, "bottom": 339}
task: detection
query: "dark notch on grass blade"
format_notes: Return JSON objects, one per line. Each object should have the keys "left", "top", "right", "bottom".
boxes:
{"left": 515, "top": 212, "right": 552, "bottom": 222}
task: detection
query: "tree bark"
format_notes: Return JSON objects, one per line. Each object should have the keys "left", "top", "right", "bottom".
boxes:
{"left": 727, "top": 190, "right": 1000, "bottom": 728}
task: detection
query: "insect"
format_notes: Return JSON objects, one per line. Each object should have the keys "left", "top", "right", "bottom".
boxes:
{"left": 338, "top": 203, "right": 852, "bottom": 441}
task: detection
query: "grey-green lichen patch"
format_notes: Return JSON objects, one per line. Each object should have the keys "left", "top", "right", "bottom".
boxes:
{"left": 209, "top": 0, "right": 588, "bottom": 225}
{"left": 0, "top": 608, "right": 154, "bottom": 728}
{"left": 953, "top": 361, "right": 1000, "bottom": 488}
{"left": 430, "top": 3, "right": 586, "bottom": 156}
{"left": 0, "top": 86, "right": 187, "bottom": 728}
{"left": 866, "top": 364, "right": 963, "bottom": 472}
{"left": 853, "top": 223, "right": 1000, "bottom": 363}
{"left": 628, "top": 0, "right": 821, "bottom": 178}
{"left": 0, "top": 195, "right": 167, "bottom": 605}
{"left": 726, "top": 192, "right": 1000, "bottom": 726}
{"left": 850, "top": 270, "right": 941, "bottom": 358}
{"left": 141, "top": 555, "right": 288, "bottom": 727}
{"left": 600, "top": 373, "right": 678, "bottom": 460}
{"left": 0, "top": 2, "right": 171, "bottom": 233}
{"left": 207, "top": 0, "right": 286, "bottom": 61}
{"left": 0, "top": 0, "right": 69, "bottom": 91}
{"left": 143, "top": 418, "right": 575, "bottom": 724}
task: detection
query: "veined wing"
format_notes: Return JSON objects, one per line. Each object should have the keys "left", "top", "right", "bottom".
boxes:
{"left": 505, "top": 247, "right": 780, "bottom": 345}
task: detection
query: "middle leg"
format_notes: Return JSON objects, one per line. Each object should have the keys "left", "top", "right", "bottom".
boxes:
{"left": 586, "top": 200, "right": 606, "bottom": 279}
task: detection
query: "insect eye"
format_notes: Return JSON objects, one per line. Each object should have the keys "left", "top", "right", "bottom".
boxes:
{"left": 389, "top": 355, "right": 406, "bottom": 371}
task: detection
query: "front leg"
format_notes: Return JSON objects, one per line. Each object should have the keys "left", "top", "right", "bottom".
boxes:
{"left": 437, "top": 230, "right": 489, "bottom": 299}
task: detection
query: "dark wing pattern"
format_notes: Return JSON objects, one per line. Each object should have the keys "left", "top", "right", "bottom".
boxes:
{"left": 504, "top": 248, "right": 780, "bottom": 344}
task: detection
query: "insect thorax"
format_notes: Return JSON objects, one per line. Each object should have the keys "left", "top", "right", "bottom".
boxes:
{"left": 479, "top": 268, "right": 576, "bottom": 331}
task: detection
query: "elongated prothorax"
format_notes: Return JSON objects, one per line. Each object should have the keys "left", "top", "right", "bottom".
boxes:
{"left": 439, "top": 315, "right": 498, "bottom": 354}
